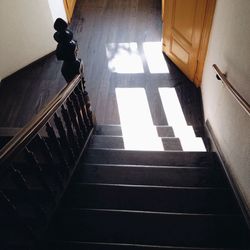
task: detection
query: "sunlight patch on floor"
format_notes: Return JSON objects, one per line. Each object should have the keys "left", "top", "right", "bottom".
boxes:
{"left": 106, "top": 43, "right": 144, "bottom": 74}
{"left": 143, "top": 42, "right": 170, "bottom": 74}
{"left": 159, "top": 88, "right": 206, "bottom": 152}
{"left": 116, "top": 88, "right": 164, "bottom": 151}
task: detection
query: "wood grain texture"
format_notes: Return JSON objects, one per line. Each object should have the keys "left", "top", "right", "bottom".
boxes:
{"left": 0, "top": 0, "right": 205, "bottom": 137}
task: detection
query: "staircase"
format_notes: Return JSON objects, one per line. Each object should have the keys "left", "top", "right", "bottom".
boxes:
{"left": 46, "top": 124, "right": 250, "bottom": 250}
{"left": 0, "top": 18, "right": 249, "bottom": 250}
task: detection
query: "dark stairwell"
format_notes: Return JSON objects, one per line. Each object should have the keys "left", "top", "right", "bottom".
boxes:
{"left": 0, "top": 1, "right": 249, "bottom": 250}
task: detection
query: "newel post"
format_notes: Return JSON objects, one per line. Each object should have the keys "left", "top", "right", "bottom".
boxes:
{"left": 53, "top": 18, "right": 93, "bottom": 127}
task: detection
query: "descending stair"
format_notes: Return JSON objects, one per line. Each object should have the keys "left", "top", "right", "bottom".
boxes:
{"left": 46, "top": 124, "right": 250, "bottom": 250}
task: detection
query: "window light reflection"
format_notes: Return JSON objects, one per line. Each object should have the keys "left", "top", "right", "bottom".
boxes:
{"left": 159, "top": 88, "right": 206, "bottom": 152}
{"left": 116, "top": 88, "right": 164, "bottom": 151}
{"left": 106, "top": 43, "right": 144, "bottom": 74}
{"left": 143, "top": 42, "right": 169, "bottom": 74}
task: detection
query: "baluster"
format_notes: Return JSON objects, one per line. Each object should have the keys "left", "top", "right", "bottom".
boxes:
{"left": 33, "top": 135, "right": 64, "bottom": 189}
{"left": 61, "top": 104, "right": 80, "bottom": 154}
{"left": 10, "top": 166, "right": 46, "bottom": 222}
{"left": 81, "top": 78, "right": 94, "bottom": 127}
{"left": 71, "top": 91, "right": 87, "bottom": 136}
{"left": 66, "top": 98, "right": 84, "bottom": 146}
{"left": 54, "top": 113, "right": 75, "bottom": 165}
{"left": 24, "top": 147, "right": 55, "bottom": 202}
{"left": 0, "top": 190, "right": 36, "bottom": 240}
{"left": 75, "top": 85, "right": 91, "bottom": 129}
{"left": 45, "top": 122, "right": 69, "bottom": 177}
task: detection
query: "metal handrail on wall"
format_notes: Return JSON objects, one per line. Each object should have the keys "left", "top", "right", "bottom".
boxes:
{"left": 212, "top": 64, "right": 250, "bottom": 115}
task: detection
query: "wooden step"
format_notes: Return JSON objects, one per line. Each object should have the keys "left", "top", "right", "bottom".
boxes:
{"left": 73, "top": 164, "right": 227, "bottom": 187}
{"left": 83, "top": 149, "right": 218, "bottom": 167}
{"left": 49, "top": 241, "right": 244, "bottom": 250}
{"left": 89, "top": 135, "right": 182, "bottom": 151}
{"left": 94, "top": 125, "right": 207, "bottom": 140}
{"left": 95, "top": 125, "right": 175, "bottom": 137}
{"left": 50, "top": 208, "right": 249, "bottom": 248}
{"left": 63, "top": 183, "right": 239, "bottom": 214}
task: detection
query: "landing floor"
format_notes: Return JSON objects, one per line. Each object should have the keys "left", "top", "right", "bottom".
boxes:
{"left": 0, "top": 0, "right": 205, "bottom": 138}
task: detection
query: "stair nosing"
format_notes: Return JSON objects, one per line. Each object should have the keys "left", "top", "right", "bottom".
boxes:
{"left": 50, "top": 240, "right": 238, "bottom": 250}
{"left": 92, "top": 135, "right": 186, "bottom": 139}
{"left": 82, "top": 163, "right": 216, "bottom": 170}
{"left": 71, "top": 182, "right": 229, "bottom": 191}
{"left": 92, "top": 135, "right": 204, "bottom": 140}
{"left": 95, "top": 124, "right": 173, "bottom": 128}
{"left": 87, "top": 147, "right": 185, "bottom": 152}
{"left": 62, "top": 208, "right": 242, "bottom": 217}
{"left": 86, "top": 148, "right": 212, "bottom": 154}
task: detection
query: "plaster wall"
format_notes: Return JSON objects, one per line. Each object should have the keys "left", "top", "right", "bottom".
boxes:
{"left": 201, "top": 0, "right": 250, "bottom": 215}
{"left": 0, "top": 0, "right": 66, "bottom": 81}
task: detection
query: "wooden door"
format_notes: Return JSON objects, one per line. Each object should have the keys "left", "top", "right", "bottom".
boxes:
{"left": 64, "top": 0, "right": 77, "bottom": 22}
{"left": 162, "top": 0, "right": 216, "bottom": 86}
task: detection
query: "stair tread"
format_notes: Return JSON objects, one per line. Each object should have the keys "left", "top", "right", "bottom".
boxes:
{"left": 94, "top": 124, "right": 206, "bottom": 138}
{"left": 50, "top": 208, "right": 249, "bottom": 248}
{"left": 73, "top": 163, "right": 227, "bottom": 187}
{"left": 95, "top": 125, "right": 175, "bottom": 137}
{"left": 89, "top": 135, "right": 183, "bottom": 151}
{"left": 63, "top": 183, "right": 239, "bottom": 214}
{"left": 83, "top": 149, "right": 218, "bottom": 167}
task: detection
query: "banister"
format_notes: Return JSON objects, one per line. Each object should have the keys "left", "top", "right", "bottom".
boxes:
{"left": 212, "top": 64, "right": 250, "bottom": 115}
{"left": 0, "top": 74, "right": 81, "bottom": 167}
{"left": 0, "top": 18, "right": 94, "bottom": 248}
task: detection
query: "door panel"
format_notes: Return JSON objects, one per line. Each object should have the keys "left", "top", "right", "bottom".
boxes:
{"left": 173, "top": 0, "right": 197, "bottom": 42}
{"left": 171, "top": 39, "right": 189, "bottom": 64}
{"left": 162, "top": 0, "right": 210, "bottom": 84}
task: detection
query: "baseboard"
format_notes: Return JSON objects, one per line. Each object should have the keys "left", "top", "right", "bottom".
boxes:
{"left": 1, "top": 51, "right": 56, "bottom": 82}
{"left": 205, "top": 120, "right": 250, "bottom": 229}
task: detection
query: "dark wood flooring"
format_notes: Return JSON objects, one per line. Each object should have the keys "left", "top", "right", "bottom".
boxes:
{"left": 0, "top": 0, "right": 205, "bottom": 136}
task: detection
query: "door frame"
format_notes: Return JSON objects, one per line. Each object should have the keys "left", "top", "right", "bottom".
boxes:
{"left": 64, "top": 0, "right": 77, "bottom": 23}
{"left": 194, "top": 0, "right": 216, "bottom": 86}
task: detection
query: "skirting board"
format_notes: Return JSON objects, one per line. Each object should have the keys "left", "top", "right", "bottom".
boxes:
{"left": 205, "top": 120, "right": 250, "bottom": 229}
{"left": 1, "top": 51, "right": 55, "bottom": 83}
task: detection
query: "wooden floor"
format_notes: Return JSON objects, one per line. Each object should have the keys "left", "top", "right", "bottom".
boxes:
{"left": 0, "top": 0, "right": 204, "bottom": 136}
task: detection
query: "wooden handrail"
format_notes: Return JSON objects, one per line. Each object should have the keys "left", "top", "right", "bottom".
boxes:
{"left": 0, "top": 74, "right": 81, "bottom": 166}
{"left": 213, "top": 64, "right": 250, "bottom": 115}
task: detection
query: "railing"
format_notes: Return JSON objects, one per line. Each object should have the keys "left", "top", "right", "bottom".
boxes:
{"left": 213, "top": 64, "right": 250, "bottom": 115}
{"left": 0, "top": 18, "right": 94, "bottom": 249}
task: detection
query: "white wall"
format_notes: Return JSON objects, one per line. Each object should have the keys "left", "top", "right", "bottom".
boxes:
{"left": 48, "top": 0, "right": 67, "bottom": 22}
{"left": 201, "top": 0, "right": 250, "bottom": 216}
{"left": 0, "top": 0, "right": 66, "bottom": 81}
